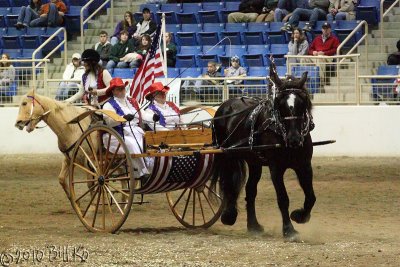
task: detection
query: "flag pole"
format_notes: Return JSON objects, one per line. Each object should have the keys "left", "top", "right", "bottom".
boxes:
{"left": 162, "top": 13, "right": 167, "bottom": 84}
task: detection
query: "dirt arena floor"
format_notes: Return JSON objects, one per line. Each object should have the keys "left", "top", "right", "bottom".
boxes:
{"left": 0, "top": 154, "right": 399, "bottom": 267}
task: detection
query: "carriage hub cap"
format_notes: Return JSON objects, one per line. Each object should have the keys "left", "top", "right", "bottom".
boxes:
{"left": 98, "top": 175, "right": 105, "bottom": 185}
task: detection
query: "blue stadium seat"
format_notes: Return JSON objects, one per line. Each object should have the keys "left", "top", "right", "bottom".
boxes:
{"left": 0, "top": 1, "right": 10, "bottom": 8}
{"left": 276, "top": 66, "right": 287, "bottom": 77}
{"left": 220, "top": 10, "right": 232, "bottom": 23}
{"left": 6, "top": 13, "right": 19, "bottom": 28}
{"left": 26, "top": 27, "right": 46, "bottom": 36}
{"left": 292, "top": 66, "right": 321, "bottom": 94}
{"left": 181, "top": 23, "right": 201, "bottom": 32}
{"left": 2, "top": 48, "right": 22, "bottom": 59}
{"left": 21, "top": 48, "right": 40, "bottom": 59}
{"left": 166, "top": 67, "right": 180, "bottom": 78}
{"left": 224, "top": 2, "right": 240, "bottom": 11}
{"left": 225, "top": 22, "right": 247, "bottom": 32}
{"left": 65, "top": 6, "right": 88, "bottom": 33}
{"left": 180, "top": 46, "right": 202, "bottom": 55}
{"left": 243, "top": 54, "right": 264, "bottom": 67}
{"left": 220, "top": 31, "right": 242, "bottom": 45}
{"left": 0, "top": 27, "right": 6, "bottom": 37}
{"left": 182, "top": 3, "right": 202, "bottom": 13}
{"left": 197, "top": 54, "right": 218, "bottom": 67}
{"left": 180, "top": 67, "right": 201, "bottom": 78}
{"left": 11, "top": 0, "right": 29, "bottom": 6}
{"left": 247, "top": 44, "right": 270, "bottom": 55}
{"left": 372, "top": 65, "right": 399, "bottom": 101}
{"left": 202, "top": 23, "right": 224, "bottom": 33}
{"left": 247, "top": 22, "right": 268, "bottom": 32}
{"left": 21, "top": 35, "right": 39, "bottom": 49}
{"left": 0, "top": 15, "right": 5, "bottom": 28}
{"left": 356, "top": 0, "right": 380, "bottom": 25}
{"left": 177, "top": 12, "right": 198, "bottom": 24}
{"left": 160, "top": 3, "right": 182, "bottom": 13}
{"left": 248, "top": 66, "right": 268, "bottom": 77}
{"left": 198, "top": 32, "right": 219, "bottom": 46}
{"left": 2, "top": 35, "right": 21, "bottom": 49}
{"left": 176, "top": 32, "right": 197, "bottom": 46}
{"left": 0, "top": 8, "right": 11, "bottom": 16}
{"left": 202, "top": 2, "right": 224, "bottom": 11}
{"left": 224, "top": 45, "right": 246, "bottom": 58}
{"left": 6, "top": 27, "right": 25, "bottom": 36}
{"left": 202, "top": 45, "right": 224, "bottom": 56}
{"left": 176, "top": 54, "right": 196, "bottom": 68}
{"left": 198, "top": 10, "right": 220, "bottom": 23}
{"left": 156, "top": 11, "right": 177, "bottom": 24}
{"left": 166, "top": 23, "right": 180, "bottom": 34}
{"left": 377, "top": 65, "right": 399, "bottom": 75}
{"left": 335, "top": 20, "right": 363, "bottom": 48}
{"left": 140, "top": 3, "right": 160, "bottom": 13}
{"left": 270, "top": 44, "right": 289, "bottom": 65}
{"left": 0, "top": 81, "right": 17, "bottom": 97}
{"left": 243, "top": 31, "right": 265, "bottom": 45}
{"left": 112, "top": 68, "right": 135, "bottom": 79}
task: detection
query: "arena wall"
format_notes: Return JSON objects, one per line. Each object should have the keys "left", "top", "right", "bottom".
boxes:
{"left": 2, "top": 106, "right": 399, "bottom": 156}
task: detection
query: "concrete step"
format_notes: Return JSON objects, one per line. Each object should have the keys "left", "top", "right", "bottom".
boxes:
{"left": 324, "top": 85, "right": 356, "bottom": 94}
{"left": 382, "top": 22, "right": 400, "bottom": 29}
{"left": 357, "top": 45, "right": 389, "bottom": 54}
{"left": 367, "top": 36, "right": 399, "bottom": 45}
{"left": 371, "top": 29, "right": 399, "bottom": 38}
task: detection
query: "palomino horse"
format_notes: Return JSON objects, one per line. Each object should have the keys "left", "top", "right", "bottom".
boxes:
{"left": 15, "top": 89, "right": 96, "bottom": 198}
{"left": 211, "top": 62, "right": 315, "bottom": 241}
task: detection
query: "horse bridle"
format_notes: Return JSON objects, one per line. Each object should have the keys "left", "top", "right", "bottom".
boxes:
{"left": 26, "top": 95, "right": 51, "bottom": 127}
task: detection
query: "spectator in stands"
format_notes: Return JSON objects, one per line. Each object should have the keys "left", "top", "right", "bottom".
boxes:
{"left": 228, "top": 0, "right": 269, "bottom": 23}
{"left": 0, "top": 54, "right": 15, "bottom": 89}
{"left": 106, "top": 30, "right": 136, "bottom": 73}
{"left": 56, "top": 53, "right": 85, "bottom": 100}
{"left": 143, "top": 82, "right": 182, "bottom": 131}
{"left": 224, "top": 56, "right": 247, "bottom": 85}
{"left": 132, "top": 8, "right": 157, "bottom": 46}
{"left": 102, "top": 77, "right": 150, "bottom": 181}
{"left": 30, "top": 0, "right": 67, "bottom": 27}
{"left": 307, "top": 22, "right": 340, "bottom": 82}
{"left": 110, "top": 11, "right": 136, "bottom": 46}
{"left": 274, "top": 0, "right": 308, "bottom": 22}
{"left": 281, "top": 0, "right": 329, "bottom": 32}
{"left": 15, "top": 0, "right": 42, "bottom": 29}
{"left": 387, "top": 40, "right": 400, "bottom": 65}
{"left": 126, "top": 34, "right": 152, "bottom": 67}
{"left": 327, "top": 0, "right": 355, "bottom": 23}
{"left": 287, "top": 28, "right": 309, "bottom": 63}
{"left": 161, "top": 32, "right": 177, "bottom": 68}
{"left": 92, "top": 31, "right": 112, "bottom": 67}
{"left": 65, "top": 49, "right": 112, "bottom": 106}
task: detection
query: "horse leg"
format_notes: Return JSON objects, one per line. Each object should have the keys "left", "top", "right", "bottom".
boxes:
{"left": 58, "top": 157, "right": 70, "bottom": 199}
{"left": 220, "top": 158, "right": 246, "bottom": 226}
{"left": 290, "top": 161, "right": 315, "bottom": 224}
{"left": 245, "top": 163, "right": 264, "bottom": 233}
{"left": 269, "top": 164, "right": 298, "bottom": 241}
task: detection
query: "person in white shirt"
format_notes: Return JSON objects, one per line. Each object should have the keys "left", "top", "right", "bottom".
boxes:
{"left": 143, "top": 82, "right": 182, "bottom": 131}
{"left": 132, "top": 8, "right": 157, "bottom": 46}
{"left": 56, "top": 53, "right": 85, "bottom": 100}
{"left": 102, "top": 77, "right": 150, "bottom": 180}
{"left": 224, "top": 56, "right": 247, "bottom": 85}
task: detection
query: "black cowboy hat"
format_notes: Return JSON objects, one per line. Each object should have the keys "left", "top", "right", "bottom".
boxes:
{"left": 81, "top": 49, "right": 100, "bottom": 63}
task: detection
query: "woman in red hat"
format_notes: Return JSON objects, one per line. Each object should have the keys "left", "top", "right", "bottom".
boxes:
{"left": 102, "top": 77, "right": 150, "bottom": 180}
{"left": 143, "top": 82, "right": 182, "bottom": 131}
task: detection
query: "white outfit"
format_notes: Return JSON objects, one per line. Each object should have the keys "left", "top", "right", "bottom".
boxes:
{"left": 143, "top": 101, "right": 181, "bottom": 131}
{"left": 56, "top": 63, "right": 85, "bottom": 100}
{"left": 102, "top": 96, "right": 149, "bottom": 177}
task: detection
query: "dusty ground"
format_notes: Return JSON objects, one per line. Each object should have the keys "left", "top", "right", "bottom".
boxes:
{"left": 0, "top": 155, "right": 399, "bottom": 267}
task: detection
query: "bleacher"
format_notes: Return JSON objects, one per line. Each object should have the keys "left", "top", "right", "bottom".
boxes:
{"left": 0, "top": 0, "right": 399, "bottom": 105}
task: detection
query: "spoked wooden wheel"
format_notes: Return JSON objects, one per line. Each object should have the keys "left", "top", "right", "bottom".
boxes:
{"left": 166, "top": 179, "right": 223, "bottom": 228}
{"left": 69, "top": 125, "right": 135, "bottom": 233}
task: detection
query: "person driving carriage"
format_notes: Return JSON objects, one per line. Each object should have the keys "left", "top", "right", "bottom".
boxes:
{"left": 142, "top": 82, "right": 182, "bottom": 131}
{"left": 102, "top": 77, "right": 150, "bottom": 181}
{"left": 65, "top": 49, "right": 112, "bottom": 106}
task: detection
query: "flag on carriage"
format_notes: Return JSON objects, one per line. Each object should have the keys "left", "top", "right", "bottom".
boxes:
{"left": 130, "top": 25, "right": 164, "bottom": 104}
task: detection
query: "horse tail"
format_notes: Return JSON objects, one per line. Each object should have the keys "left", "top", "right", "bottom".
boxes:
{"left": 209, "top": 154, "right": 246, "bottom": 206}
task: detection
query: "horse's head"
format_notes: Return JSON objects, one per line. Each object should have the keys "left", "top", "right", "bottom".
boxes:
{"left": 15, "top": 89, "right": 49, "bottom": 133}
{"left": 269, "top": 64, "right": 313, "bottom": 148}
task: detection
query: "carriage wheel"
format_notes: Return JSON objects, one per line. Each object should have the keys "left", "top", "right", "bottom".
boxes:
{"left": 69, "top": 125, "right": 135, "bottom": 233}
{"left": 166, "top": 179, "right": 223, "bottom": 228}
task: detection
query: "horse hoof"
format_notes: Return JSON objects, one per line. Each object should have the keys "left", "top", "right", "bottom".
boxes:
{"left": 283, "top": 227, "right": 299, "bottom": 242}
{"left": 290, "top": 209, "right": 311, "bottom": 224}
{"left": 221, "top": 209, "right": 238, "bottom": 226}
{"left": 248, "top": 223, "right": 264, "bottom": 233}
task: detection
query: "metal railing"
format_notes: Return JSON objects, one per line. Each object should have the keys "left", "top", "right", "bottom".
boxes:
{"left": 380, "top": 0, "right": 400, "bottom": 52}
{"left": 80, "top": 0, "right": 113, "bottom": 52}
{"left": 336, "top": 20, "right": 368, "bottom": 66}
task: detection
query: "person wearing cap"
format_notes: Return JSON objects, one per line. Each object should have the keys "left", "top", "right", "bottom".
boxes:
{"left": 143, "top": 82, "right": 182, "bottom": 131}
{"left": 327, "top": 0, "right": 355, "bottom": 23}
{"left": 224, "top": 56, "right": 247, "bottom": 85}
{"left": 64, "top": 49, "right": 112, "bottom": 105}
{"left": 132, "top": 8, "right": 157, "bottom": 45}
{"left": 102, "top": 77, "right": 150, "bottom": 180}
{"left": 55, "top": 53, "right": 85, "bottom": 101}
{"left": 280, "top": 0, "right": 329, "bottom": 32}
{"left": 307, "top": 22, "right": 340, "bottom": 84}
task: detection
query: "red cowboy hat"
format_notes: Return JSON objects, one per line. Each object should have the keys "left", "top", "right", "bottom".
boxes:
{"left": 144, "top": 82, "right": 170, "bottom": 100}
{"left": 105, "top": 77, "right": 129, "bottom": 97}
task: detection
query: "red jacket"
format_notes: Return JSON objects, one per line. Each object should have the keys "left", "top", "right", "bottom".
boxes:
{"left": 308, "top": 34, "right": 340, "bottom": 56}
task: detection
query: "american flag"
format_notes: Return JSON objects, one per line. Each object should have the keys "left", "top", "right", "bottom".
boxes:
{"left": 130, "top": 25, "right": 164, "bottom": 103}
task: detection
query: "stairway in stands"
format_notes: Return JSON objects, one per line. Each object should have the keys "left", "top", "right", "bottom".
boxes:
{"left": 48, "top": 0, "right": 144, "bottom": 80}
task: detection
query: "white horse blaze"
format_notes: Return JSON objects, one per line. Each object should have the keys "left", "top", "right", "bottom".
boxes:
{"left": 287, "top": 94, "right": 296, "bottom": 109}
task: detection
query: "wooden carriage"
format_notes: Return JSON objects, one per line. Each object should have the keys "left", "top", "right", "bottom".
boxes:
{"left": 67, "top": 109, "right": 224, "bottom": 233}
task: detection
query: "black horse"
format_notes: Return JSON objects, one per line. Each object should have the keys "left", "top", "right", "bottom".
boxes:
{"left": 210, "top": 62, "right": 315, "bottom": 241}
